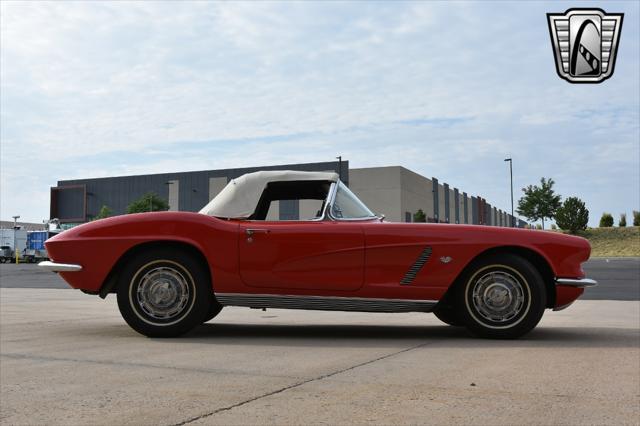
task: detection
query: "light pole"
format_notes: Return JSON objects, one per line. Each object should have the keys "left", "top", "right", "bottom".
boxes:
{"left": 12, "top": 215, "right": 20, "bottom": 263}
{"left": 504, "top": 158, "right": 514, "bottom": 227}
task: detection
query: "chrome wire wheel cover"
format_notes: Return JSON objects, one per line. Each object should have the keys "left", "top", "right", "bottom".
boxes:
{"left": 136, "top": 266, "right": 191, "bottom": 321}
{"left": 471, "top": 271, "right": 526, "bottom": 324}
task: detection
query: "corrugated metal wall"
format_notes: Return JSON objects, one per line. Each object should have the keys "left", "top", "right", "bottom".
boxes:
{"left": 53, "top": 161, "right": 346, "bottom": 222}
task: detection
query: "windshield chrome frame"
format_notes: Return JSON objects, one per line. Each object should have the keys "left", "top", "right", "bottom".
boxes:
{"left": 326, "top": 181, "right": 379, "bottom": 222}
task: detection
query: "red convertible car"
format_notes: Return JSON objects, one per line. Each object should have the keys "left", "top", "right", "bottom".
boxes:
{"left": 40, "top": 170, "right": 596, "bottom": 339}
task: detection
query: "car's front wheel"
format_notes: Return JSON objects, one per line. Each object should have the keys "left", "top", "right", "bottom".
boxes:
{"left": 116, "top": 248, "right": 212, "bottom": 337}
{"left": 456, "top": 253, "right": 546, "bottom": 339}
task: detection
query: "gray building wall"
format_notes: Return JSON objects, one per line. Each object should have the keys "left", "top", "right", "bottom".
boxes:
{"left": 463, "top": 192, "right": 469, "bottom": 224}
{"left": 350, "top": 166, "right": 435, "bottom": 223}
{"left": 432, "top": 178, "right": 440, "bottom": 222}
{"left": 350, "top": 166, "right": 403, "bottom": 222}
{"left": 485, "top": 203, "right": 492, "bottom": 226}
{"left": 51, "top": 161, "right": 523, "bottom": 227}
{"left": 437, "top": 183, "right": 446, "bottom": 223}
{"left": 443, "top": 183, "right": 450, "bottom": 223}
{"left": 471, "top": 196, "right": 478, "bottom": 225}
{"left": 453, "top": 188, "right": 460, "bottom": 224}
{"left": 399, "top": 167, "right": 434, "bottom": 223}
{"left": 448, "top": 187, "right": 456, "bottom": 224}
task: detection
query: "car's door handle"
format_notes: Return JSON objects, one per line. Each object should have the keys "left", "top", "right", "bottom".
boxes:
{"left": 245, "top": 228, "right": 270, "bottom": 237}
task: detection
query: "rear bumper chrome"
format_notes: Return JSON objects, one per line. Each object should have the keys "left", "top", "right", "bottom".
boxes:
{"left": 555, "top": 277, "right": 597, "bottom": 288}
{"left": 38, "top": 261, "right": 82, "bottom": 272}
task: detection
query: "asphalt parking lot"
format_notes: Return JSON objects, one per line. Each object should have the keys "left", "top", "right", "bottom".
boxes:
{"left": 1, "top": 259, "right": 639, "bottom": 425}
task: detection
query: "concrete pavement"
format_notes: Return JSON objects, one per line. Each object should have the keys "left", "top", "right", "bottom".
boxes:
{"left": 1, "top": 288, "right": 638, "bottom": 425}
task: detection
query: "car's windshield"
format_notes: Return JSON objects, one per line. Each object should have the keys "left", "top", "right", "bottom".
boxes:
{"left": 330, "top": 182, "right": 376, "bottom": 219}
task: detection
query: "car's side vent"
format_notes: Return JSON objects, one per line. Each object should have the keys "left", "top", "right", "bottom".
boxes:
{"left": 400, "top": 246, "right": 432, "bottom": 285}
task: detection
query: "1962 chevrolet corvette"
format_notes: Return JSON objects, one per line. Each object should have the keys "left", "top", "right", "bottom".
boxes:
{"left": 40, "top": 170, "right": 596, "bottom": 339}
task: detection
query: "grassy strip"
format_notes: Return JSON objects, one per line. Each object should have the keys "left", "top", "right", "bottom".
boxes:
{"left": 561, "top": 226, "right": 640, "bottom": 257}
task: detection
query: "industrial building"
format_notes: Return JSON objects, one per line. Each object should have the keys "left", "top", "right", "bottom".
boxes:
{"left": 49, "top": 161, "right": 525, "bottom": 227}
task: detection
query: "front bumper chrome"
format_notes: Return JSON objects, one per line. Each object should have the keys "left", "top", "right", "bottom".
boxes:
{"left": 38, "top": 261, "right": 82, "bottom": 272}
{"left": 555, "top": 277, "right": 597, "bottom": 288}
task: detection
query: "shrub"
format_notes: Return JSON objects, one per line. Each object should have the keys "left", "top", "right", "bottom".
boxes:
{"left": 127, "top": 192, "right": 169, "bottom": 214}
{"left": 599, "top": 213, "right": 614, "bottom": 228}
{"left": 554, "top": 197, "right": 589, "bottom": 234}
{"left": 93, "top": 205, "right": 113, "bottom": 220}
{"left": 634, "top": 210, "right": 640, "bottom": 226}
{"left": 550, "top": 223, "right": 557, "bottom": 230}
{"left": 619, "top": 213, "right": 626, "bottom": 227}
{"left": 413, "top": 209, "right": 427, "bottom": 223}
{"left": 535, "top": 224, "right": 542, "bottom": 230}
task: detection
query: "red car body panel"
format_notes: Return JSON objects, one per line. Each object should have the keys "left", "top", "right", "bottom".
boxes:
{"left": 238, "top": 221, "right": 365, "bottom": 292}
{"left": 45, "top": 211, "right": 592, "bottom": 309}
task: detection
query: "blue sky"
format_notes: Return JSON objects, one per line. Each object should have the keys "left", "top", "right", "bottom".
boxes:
{"left": 1, "top": 1, "right": 638, "bottom": 226}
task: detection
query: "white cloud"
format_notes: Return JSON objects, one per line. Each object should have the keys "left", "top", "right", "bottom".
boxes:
{"left": 1, "top": 1, "right": 638, "bottom": 225}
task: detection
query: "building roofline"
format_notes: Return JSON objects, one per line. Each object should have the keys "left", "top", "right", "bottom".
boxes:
{"left": 58, "top": 160, "right": 346, "bottom": 185}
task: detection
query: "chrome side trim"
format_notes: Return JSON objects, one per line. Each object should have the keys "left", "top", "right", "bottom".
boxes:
{"left": 38, "top": 261, "right": 82, "bottom": 272}
{"left": 215, "top": 293, "right": 438, "bottom": 313}
{"left": 555, "top": 278, "right": 597, "bottom": 288}
{"left": 400, "top": 246, "right": 432, "bottom": 285}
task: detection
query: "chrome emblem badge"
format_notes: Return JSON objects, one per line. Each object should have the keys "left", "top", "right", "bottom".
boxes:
{"left": 439, "top": 256, "right": 452, "bottom": 264}
{"left": 547, "top": 8, "right": 623, "bottom": 83}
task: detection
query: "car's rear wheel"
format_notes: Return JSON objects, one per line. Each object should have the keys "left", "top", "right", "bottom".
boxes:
{"left": 116, "top": 248, "right": 212, "bottom": 337}
{"left": 456, "top": 253, "right": 546, "bottom": 339}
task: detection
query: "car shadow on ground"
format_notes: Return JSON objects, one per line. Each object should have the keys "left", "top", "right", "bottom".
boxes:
{"left": 166, "top": 322, "right": 640, "bottom": 349}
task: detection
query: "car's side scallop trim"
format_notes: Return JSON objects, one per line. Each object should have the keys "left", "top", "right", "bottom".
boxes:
{"left": 215, "top": 293, "right": 437, "bottom": 313}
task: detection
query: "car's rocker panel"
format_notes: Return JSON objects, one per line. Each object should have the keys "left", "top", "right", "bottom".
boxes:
{"left": 215, "top": 293, "right": 438, "bottom": 313}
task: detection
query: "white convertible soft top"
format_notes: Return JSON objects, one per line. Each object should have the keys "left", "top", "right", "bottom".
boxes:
{"left": 199, "top": 170, "right": 339, "bottom": 219}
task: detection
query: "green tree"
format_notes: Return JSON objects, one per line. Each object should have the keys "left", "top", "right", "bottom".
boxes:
{"left": 554, "top": 197, "right": 589, "bottom": 234}
{"left": 634, "top": 210, "right": 640, "bottom": 226}
{"left": 94, "top": 205, "right": 113, "bottom": 220}
{"left": 619, "top": 213, "right": 627, "bottom": 227}
{"left": 413, "top": 209, "right": 427, "bottom": 223}
{"left": 126, "top": 192, "right": 169, "bottom": 214}
{"left": 599, "top": 213, "right": 614, "bottom": 228}
{"left": 516, "top": 177, "right": 561, "bottom": 230}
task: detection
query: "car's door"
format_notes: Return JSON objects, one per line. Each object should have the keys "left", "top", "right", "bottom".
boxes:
{"left": 238, "top": 220, "right": 365, "bottom": 291}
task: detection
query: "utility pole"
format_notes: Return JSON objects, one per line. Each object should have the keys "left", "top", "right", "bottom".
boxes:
{"left": 336, "top": 156, "right": 342, "bottom": 181}
{"left": 504, "top": 158, "right": 514, "bottom": 227}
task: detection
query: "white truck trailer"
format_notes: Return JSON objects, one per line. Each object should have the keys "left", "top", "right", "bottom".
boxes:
{"left": 0, "top": 228, "right": 27, "bottom": 263}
